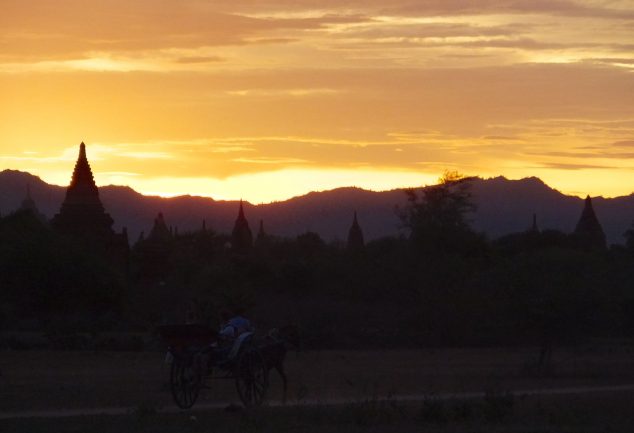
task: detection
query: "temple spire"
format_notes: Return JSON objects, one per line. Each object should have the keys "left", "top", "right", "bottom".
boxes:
{"left": 51, "top": 142, "right": 114, "bottom": 237}
{"left": 20, "top": 183, "right": 35, "bottom": 210}
{"left": 255, "top": 219, "right": 268, "bottom": 246}
{"left": 238, "top": 199, "right": 246, "bottom": 220}
{"left": 69, "top": 141, "right": 99, "bottom": 196}
{"left": 231, "top": 200, "right": 253, "bottom": 251}
{"left": 573, "top": 195, "right": 606, "bottom": 250}
{"left": 148, "top": 212, "right": 171, "bottom": 241}
{"left": 18, "top": 182, "right": 46, "bottom": 222}
{"left": 347, "top": 211, "right": 365, "bottom": 251}
{"left": 530, "top": 213, "right": 539, "bottom": 233}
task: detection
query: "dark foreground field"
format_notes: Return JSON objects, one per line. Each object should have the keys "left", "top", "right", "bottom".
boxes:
{"left": 2, "top": 345, "right": 634, "bottom": 431}
{"left": 3, "top": 391, "right": 634, "bottom": 433}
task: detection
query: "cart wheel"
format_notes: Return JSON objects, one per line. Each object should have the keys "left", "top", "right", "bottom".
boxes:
{"left": 170, "top": 355, "right": 201, "bottom": 409}
{"left": 235, "top": 348, "right": 268, "bottom": 407}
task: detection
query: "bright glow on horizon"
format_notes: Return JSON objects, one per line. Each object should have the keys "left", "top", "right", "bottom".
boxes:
{"left": 68, "top": 168, "right": 438, "bottom": 203}
{"left": 25, "top": 159, "right": 634, "bottom": 203}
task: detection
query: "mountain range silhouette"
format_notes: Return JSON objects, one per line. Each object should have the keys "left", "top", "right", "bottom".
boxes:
{"left": 1, "top": 169, "right": 633, "bottom": 245}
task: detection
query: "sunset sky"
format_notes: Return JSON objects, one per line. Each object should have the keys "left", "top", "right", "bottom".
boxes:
{"left": 1, "top": 0, "right": 633, "bottom": 203}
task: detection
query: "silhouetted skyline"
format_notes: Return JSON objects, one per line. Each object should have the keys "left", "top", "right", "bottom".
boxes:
{"left": 2, "top": 164, "right": 632, "bottom": 246}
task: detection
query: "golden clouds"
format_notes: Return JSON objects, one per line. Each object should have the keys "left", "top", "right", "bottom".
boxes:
{"left": 1, "top": 1, "right": 633, "bottom": 201}
{"left": 3, "top": 0, "right": 632, "bottom": 72}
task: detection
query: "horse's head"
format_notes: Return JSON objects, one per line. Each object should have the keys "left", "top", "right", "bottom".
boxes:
{"left": 267, "top": 324, "right": 300, "bottom": 351}
{"left": 278, "top": 324, "right": 301, "bottom": 352}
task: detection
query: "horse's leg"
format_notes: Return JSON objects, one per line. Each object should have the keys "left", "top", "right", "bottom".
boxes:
{"left": 275, "top": 362, "right": 288, "bottom": 403}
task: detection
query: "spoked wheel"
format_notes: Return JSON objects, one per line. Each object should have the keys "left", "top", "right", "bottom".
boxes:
{"left": 235, "top": 347, "right": 268, "bottom": 407}
{"left": 170, "top": 355, "right": 201, "bottom": 409}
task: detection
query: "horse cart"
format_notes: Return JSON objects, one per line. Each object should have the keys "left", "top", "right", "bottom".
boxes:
{"left": 159, "top": 324, "right": 269, "bottom": 409}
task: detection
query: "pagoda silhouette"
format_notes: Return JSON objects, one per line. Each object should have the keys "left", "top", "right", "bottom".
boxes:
{"left": 572, "top": 195, "right": 606, "bottom": 250}
{"left": 255, "top": 219, "right": 269, "bottom": 247}
{"left": 18, "top": 184, "right": 47, "bottom": 223}
{"left": 147, "top": 212, "right": 172, "bottom": 243}
{"left": 347, "top": 211, "right": 364, "bottom": 251}
{"left": 51, "top": 142, "right": 129, "bottom": 260}
{"left": 231, "top": 200, "right": 253, "bottom": 252}
{"left": 133, "top": 212, "right": 174, "bottom": 281}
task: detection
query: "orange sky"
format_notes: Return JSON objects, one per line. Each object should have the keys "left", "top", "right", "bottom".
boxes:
{"left": 1, "top": 0, "right": 633, "bottom": 202}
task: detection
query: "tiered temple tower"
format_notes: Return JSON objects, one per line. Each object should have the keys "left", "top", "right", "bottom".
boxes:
{"left": 347, "top": 211, "right": 365, "bottom": 251}
{"left": 51, "top": 142, "right": 129, "bottom": 263}
{"left": 573, "top": 195, "right": 606, "bottom": 250}
{"left": 51, "top": 142, "right": 115, "bottom": 238}
{"left": 231, "top": 200, "right": 253, "bottom": 251}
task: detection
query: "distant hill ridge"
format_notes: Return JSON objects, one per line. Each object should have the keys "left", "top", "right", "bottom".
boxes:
{"left": 1, "top": 169, "right": 634, "bottom": 245}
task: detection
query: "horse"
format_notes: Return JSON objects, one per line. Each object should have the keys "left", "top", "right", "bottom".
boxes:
{"left": 259, "top": 324, "right": 300, "bottom": 403}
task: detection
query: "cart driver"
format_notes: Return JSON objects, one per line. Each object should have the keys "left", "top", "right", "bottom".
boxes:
{"left": 210, "top": 307, "right": 254, "bottom": 362}
{"left": 219, "top": 307, "right": 253, "bottom": 340}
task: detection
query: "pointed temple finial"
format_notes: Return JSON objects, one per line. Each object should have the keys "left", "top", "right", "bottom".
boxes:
{"left": 347, "top": 210, "right": 365, "bottom": 251}
{"left": 232, "top": 200, "right": 252, "bottom": 251}
{"left": 530, "top": 213, "right": 539, "bottom": 232}
{"left": 255, "top": 219, "right": 268, "bottom": 245}
{"left": 21, "top": 183, "right": 34, "bottom": 209}
{"left": 237, "top": 199, "right": 246, "bottom": 220}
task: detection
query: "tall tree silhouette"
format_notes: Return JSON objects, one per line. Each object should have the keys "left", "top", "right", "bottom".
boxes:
{"left": 399, "top": 171, "right": 482, "bottom": 255}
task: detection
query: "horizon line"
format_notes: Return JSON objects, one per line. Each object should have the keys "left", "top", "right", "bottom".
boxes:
{"left": 2, "top": 168, "right": 628, "bottom": 204}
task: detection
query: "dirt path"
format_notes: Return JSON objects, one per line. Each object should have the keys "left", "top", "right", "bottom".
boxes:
{"left": 3, "top": 383, "right": 634, "bottom": 420}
